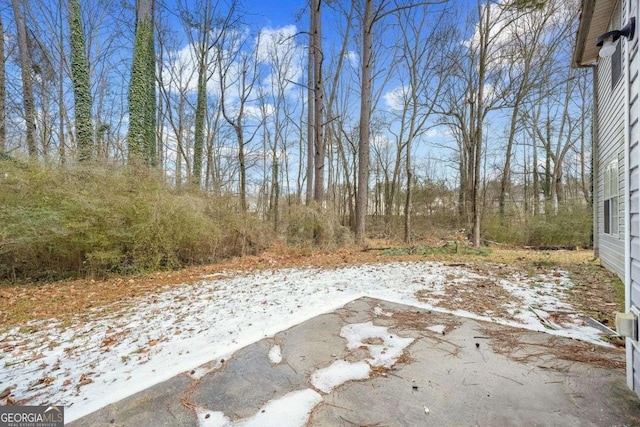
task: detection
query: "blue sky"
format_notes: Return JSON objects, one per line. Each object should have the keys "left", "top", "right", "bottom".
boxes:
{"left": 0, "top": 0, "right": 583, "bottom": 187}
{"left": 241, "top": 0, "right": 306, "bottom": 27}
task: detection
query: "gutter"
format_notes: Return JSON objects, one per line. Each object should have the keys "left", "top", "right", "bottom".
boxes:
{"left": 572, "top": 61, "right": 599, "bottom": 261}
{"left": 573, "top": 0, "right": 597, "bottom": 67}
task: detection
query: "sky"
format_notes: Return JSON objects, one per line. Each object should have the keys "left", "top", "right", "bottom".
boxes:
{"left": 0, "top": 0, "right": 586, "bottom": 190}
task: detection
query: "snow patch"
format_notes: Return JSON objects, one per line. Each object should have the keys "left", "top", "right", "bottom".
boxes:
{"left": 197, "top": 408, "right": 232, "bottom": 427}
{"left": 373, "top": 306, "right": 392, "bottom": 317}
{"left": 340, "top": 322, "right": 414, "bottom": 367}
{"left": 310, "top": 360, "right": 371, "bottom": 393}
{"left": 189, "top": 357, "right": 228, "bottom": 380}
{"left": 427, "top": 325, "right": 446, "bottom": 334}
{"left": 197, "top": 389, "right": 321, "bottom": 427}
{"left": 268, "top": 344, "right": 282, "bottom": 364}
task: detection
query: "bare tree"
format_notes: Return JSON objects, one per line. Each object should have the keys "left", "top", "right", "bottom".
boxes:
{"left": 0, "top": 13, "right": 5, "bottom": 154}
{"left": 354, "top": 0, "right": 447, "bottom": 244}
{"left": 217, "top": 29, "right": 262, "bottom": 212}
{"left": 394, "top": 6, "right": 449, "bottom": 243}
{"left": 311, "top": 0, "right": 325, "bottom": 202}
{"left": 12, "top": 0, "right": 37, "bottom": 157}
{"left": 179, "top": 0, "right": 236, "bottom": 188}
{"left": 497, "top": 0, "right": 572, "bottom": 220}
{"left": 437, "top": 0, "right": 538, "bottom": 246}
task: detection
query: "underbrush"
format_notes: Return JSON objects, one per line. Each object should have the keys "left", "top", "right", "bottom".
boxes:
{"left": 0, "top": 159, "right": 355, "bottom": 282}
{"left": 382, "top": 244, "right": 491, "bottom": 257}
{"left": 283, "top": 202, "right": 353, "bottom": 247}
{"left": 483, "top": 205, "right": 592, "bottom": 248}
{"left": 0, "top": 160, "right": 267, "bottom": 281}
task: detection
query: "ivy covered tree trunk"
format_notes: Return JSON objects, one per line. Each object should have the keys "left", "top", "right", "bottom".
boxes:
{"left": 128, "top": 0, "right": 156, "bottom": 166}
{"left": 191, "top": 4, "right": 211, "bottom": 188}
{"left": 69, "top": 0, "right": 93, "bottom": 161}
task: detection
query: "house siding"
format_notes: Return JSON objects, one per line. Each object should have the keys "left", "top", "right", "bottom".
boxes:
{"left": 628, "top": 0, "right": 640, "bottom": 394}
{"left": 598, "top": 31, "right": 626, "bottom": 279}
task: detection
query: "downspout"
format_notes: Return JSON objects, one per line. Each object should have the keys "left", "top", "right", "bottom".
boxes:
{"left": 592, "top": 67, "right": 600, "bottom": 260}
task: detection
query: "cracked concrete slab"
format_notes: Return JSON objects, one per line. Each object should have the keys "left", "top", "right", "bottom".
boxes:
{"left": 69, "top": 297, "right": 640, "bottom": 427}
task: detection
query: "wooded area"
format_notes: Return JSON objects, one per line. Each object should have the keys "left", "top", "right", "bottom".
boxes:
{"left": 0, "top": 0, "right": 593, "bottom": 280}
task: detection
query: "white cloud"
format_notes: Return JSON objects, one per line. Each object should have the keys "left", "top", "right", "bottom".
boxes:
{"left": 383, "top": 86, "right": 408, "bottom": 111}
{"left": 161, "top": 42, "right": 223, "bottom": 96}
{"left": 256, "top": 25, "right": 305, "bottom": 93}
{"left": 244, "top": 103, "right": 274, "bottom": 119}
{"left": 465, "top": 0, "right": 577, "bottom": 70}
{"left": 345, "top": 50, "right": 359, "bottom": 69}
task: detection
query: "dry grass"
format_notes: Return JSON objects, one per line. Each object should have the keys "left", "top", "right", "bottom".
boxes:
{"left": 389, "top": 309, "right": 462, "bottom": 336}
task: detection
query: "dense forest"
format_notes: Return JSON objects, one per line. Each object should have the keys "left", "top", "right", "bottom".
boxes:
{"left": 0, "top": 0, "right": 592, "bottom": 281}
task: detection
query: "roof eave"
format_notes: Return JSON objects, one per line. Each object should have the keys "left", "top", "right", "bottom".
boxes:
{"left": 572, "top": 0, "right": 616, "bottom": 68}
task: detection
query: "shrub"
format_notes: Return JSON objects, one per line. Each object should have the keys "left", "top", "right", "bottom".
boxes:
{"left": 0, "top": 159, "right": 266, "bottom": 281}
{"left": 283, "top": 203, "right": 353, "bottom": 247}
{"left": 525, "top": 206, "right": 592, "bottom": 247}
{"left": 482, "top": 204, "right": 592, "bottom": 248}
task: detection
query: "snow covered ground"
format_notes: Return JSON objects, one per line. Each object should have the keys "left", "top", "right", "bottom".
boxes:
{"left": 0, "top": 261, "right": 610, "bottom": 423}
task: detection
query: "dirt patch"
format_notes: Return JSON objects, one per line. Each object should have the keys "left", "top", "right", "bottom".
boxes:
{"left": 565, "top": 262, "right": 624, "bottom": 327}
{"left": 415, "top": 276, "right": 520, "bottom": 321}
{"left": 389, "top": 310, "right": 462, "bottom": 336}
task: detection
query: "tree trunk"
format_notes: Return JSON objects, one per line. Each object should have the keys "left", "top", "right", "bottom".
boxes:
{"left": 403, "top": 154, "right": 412, "bottom": 244}
{"left": 312, "top": 0, "right": 324, "bottom": 202}
{"left": 192, "top": 47, "right": 207, "bottom": 187}
{"left": 499, "top": 102, "right": 521, "bottom": 220}
{"left": 191, "top": 1, "right": 212, "bottom": 188}
{"left": 471, "top": 1, "right": 490, "bottom": 248}
{"left": 58, "top": 3, "right": 66, "bottom": 162}
{"left": 236, "top": 125, "right": 247, "bottom": 212}
{"left": 306, "top": 4, "right": 314, "bottom": 204}
{"left": 532, "top": 134, "right": 539, "bottom": 215}
{"left": 0, "top": 14, "right": 5, "bottom": 154}
{"left": 128, "top": 0, "right": 156, "bottom": 165}
{"left": 12, "top": 0, "right": 37, "bottom": 157}
{"left": 272, "top": 154, "right": 279, "bottom": 231}
{"left": 69, "top": 0, "right": 93, "bottom": 161}
{"left": 355, "top": 0, "right": 373, "bottom": 244}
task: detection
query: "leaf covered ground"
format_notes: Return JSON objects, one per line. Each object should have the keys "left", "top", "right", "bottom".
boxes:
{"left": 0, "top": 242, "right": 622, "bottom": 333}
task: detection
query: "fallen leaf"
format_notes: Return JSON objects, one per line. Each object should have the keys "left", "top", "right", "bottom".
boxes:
{"left": 0, "top": 387, "right": 11, "bottom": 399}
{"left": 102, "top": 336, "right": 117, "bottom": 347}
{"left": 78, "top": 374, "right": 93, "bottom": 386}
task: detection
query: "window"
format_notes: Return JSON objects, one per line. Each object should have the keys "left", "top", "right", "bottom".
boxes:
{"left": 604, "top": 161, "right": 619, "bottom": 235}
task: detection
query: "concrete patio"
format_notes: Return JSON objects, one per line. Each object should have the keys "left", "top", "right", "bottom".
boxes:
{"left": 69, "top": 297, "right": 640, "bottom": 426}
